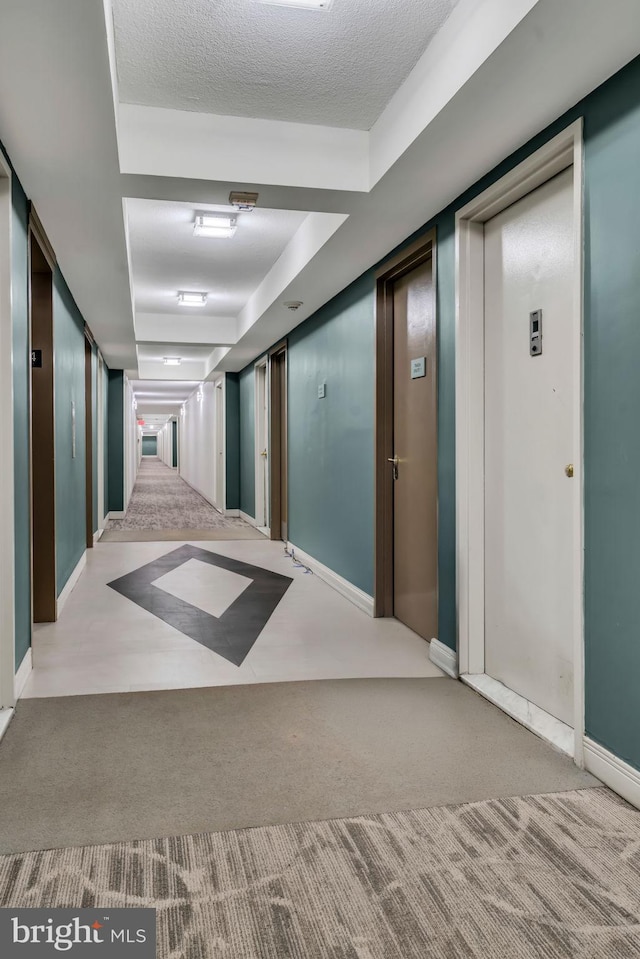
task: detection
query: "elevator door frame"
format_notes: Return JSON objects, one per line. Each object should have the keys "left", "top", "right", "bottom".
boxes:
{"left": 455, "top": 120, "right": 584, "bottom": 762}
{"left": 374, "top": 230, "right": 437, "bottom": 619}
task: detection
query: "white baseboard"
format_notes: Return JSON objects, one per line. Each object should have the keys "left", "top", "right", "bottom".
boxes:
{"left": 224, "top": 509, "right": 240, "bottom": 518}
{"left": 56, "top": 551, "right": 87, "bottom": 618}
{"left": 461, "top": 672, "right": 575, "bottom": 757}
{"left": 429, "top": 638, "right": 459, "bottom": 678}
{"left": 240, "top": 510, "right": 257, "bottom": 527}
{"left": 93, "top": 528, "right": 105, "bottom": 545}
{"left": 287, "top": 541, "right": 374, "bottom": 617}
{"left": 584, "top": 738, "right": 640, "bottom": 810}
{"left": 14, "top": 647, "right": 32, "bottom": 700}
{"left": 107, "top": 510, "right": 126, "bottom": 520}
{"left": 0, "top": 708, "right": 14, "bottom": 743}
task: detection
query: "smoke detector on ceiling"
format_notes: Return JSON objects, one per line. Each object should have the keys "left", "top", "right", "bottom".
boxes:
{"left": 229, "top": 191, "right": 259, "bottom": 211}
{"left": 284, "top": 301, "right": 303, "bottom": 311}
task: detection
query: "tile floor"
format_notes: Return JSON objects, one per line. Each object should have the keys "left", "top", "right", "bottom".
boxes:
{"left": 24, "top": 540, "right": 444, "bottom": 697}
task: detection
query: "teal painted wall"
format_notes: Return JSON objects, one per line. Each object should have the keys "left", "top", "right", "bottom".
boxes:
{"left": 288, "top": 276, "right": 375, "bottom": 595}
{"left": 54, "top": 272, "right": 87, "bottom": 596}
{"left": 582, "top": 61, "right": 640, "bottom": 768}
{"left": 235, "top": 57, "right": 640, "bottom": 773}
{"left": 8, "top": 161, "right": 31, "bottom": 670}
{"left": 239, "top": 366, "right": 255, "bottom": 518}
{"left": 141, "top": 435, "right": 157, "bottom": 456}
{"left": 225, "top": 373, "right": 240, "bottom": 510}
{"left": 103, "top": 360, "right": 109, "bottom": 515}
{"left": 107, "top": 370, "right": 124, "bottom": 512}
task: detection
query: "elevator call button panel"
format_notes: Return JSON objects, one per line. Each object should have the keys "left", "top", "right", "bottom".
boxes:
{"left": 530, "top": 310, "right": 543, "bottom": 356}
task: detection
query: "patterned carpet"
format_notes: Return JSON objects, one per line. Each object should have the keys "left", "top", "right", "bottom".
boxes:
{"left": 107, "top": 458, "right": 251, "bottom": 531}
{"left": 1, "top": 788, "right": 639, "bottom": 958}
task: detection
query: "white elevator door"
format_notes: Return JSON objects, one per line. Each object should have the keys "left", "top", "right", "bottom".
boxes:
{"left": 484, "top": 167, "right": 575, "bottom": 726}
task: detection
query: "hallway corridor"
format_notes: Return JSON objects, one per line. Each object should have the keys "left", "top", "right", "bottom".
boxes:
{"left": 105, "top": 458, "right": 254, "bottom": 537}
{"left": 2, "top": 1, "right": 640, "bottom": 955}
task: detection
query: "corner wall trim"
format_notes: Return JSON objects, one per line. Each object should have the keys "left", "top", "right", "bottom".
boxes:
{"left": 429, "top": 638, "right": 459, "bottom": 678}
{"left": 461, "top": 672, "right": 575, "bottom": 757}
{"left": 287, "top": 541, "right": 374, "bottom": 616}
{"left": 239, "top": 510, "right": 257, "bottom": 527}
{"left": 93, "top": 529, "right": 105, "bottom": 545}
{"left": 0, "top": 708, "right": 14, "bottom": 744}
{"left": 224, "top": 509, "right": 240, "bottom": 518}
{"left": 107, "top": 510, "right": 126, "bottom": 520}
{"left": 14, "top": 648, "right": 33, "bottom": 700}
{"left": 584, "top": 738, "right": 640, "bottom": 811}
{"left": 56, "top": 551, "right": 87, "bottom": 618}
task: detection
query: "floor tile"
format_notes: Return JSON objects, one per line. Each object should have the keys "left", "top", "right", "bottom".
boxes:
{"left": 24, "top": 540, "right": 444, "bottom": 698}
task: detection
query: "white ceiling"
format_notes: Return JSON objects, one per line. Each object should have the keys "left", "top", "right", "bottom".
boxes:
{"left": 2, "top": 0, "right": 640, "bottom": 415}
{"left": 131, "top": 378, "right": 199, "bottom": 415}
{"left": 126, "top": 199, "right": 307, "bottom": 315}
{"left": 112, "top": 0, "right": 459, "bottom": 130}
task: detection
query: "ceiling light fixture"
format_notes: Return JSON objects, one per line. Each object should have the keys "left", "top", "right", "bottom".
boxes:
{"left": 193, "top": 213, "right": 237, "bottom": 239}
{"left": 163, "top": 357, "right": 182, "bottom": 366}
{"left": 177, "top": 291, "right": 207, "bottom": 306}
{"left": 229, "top": 191, "right": 259, "bottom": 211}
{"left": 260, "top": 0, "right": 332, "bottom": 8}
{"left": 284, "top": 300, "right": 303, "bottom": 311}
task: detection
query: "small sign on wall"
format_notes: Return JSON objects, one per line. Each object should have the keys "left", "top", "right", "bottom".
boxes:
{"left": 31, "top": 349, "right": 42, "bottom": 368}
{"left": 410, "top": 357, "right": 426, "bottom": 379}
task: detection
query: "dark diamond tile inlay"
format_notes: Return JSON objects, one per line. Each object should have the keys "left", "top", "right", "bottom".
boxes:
{"left": 107, "top": 545, "right": 292, "bottom": 666}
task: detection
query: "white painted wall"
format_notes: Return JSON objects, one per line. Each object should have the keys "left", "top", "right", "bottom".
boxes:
{"left": 158, "top": 420, "right": 174, "bottom": 468}
{"left": 123, "top": 375, "right": 138, "bottom": 508}
{"left": 0, "top": 161, "right": 16, "bottom": 707}
{"left": 179, "top": 381, "right": 223, "bottom": 509}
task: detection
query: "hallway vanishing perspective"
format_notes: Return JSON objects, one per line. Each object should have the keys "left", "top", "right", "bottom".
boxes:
{"left": 1, "top": 1, "right": 640, "bottom": 956}
{"left": 105, "top": 457, "right": 254, "bottom": 537}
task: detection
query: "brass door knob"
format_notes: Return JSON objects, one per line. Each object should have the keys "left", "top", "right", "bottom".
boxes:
{"left": 565, "top": 464, "right": 574, "bottom": 478}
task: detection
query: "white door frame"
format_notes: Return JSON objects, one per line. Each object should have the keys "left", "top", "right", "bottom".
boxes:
{"left": 254, "top": 357, "right": 269, "bottom": 530}
{"left": 0, "top": 153, "right": 16, "bottom": 715}
{"left": 455, "top": 120, "right": 584, "bottom": 763}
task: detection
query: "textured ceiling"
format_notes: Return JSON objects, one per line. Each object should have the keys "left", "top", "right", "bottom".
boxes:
{"left": 112, "top": 0, "right": 459, "bottom": 129}
{"left": 127, "top": 199, "right": 308, "bottom": 315}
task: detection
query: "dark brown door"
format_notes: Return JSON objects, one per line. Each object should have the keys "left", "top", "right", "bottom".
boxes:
{"left": 392, "top": 258, "right": 438, "bottom": 639}
{"left": 30, "top": 231, "right": 56, "bottom": 622}
{"left": 269, "top": 344, "right": 288, "bottom": 542}
{"left": 84, "top": 337, "right": 94, "bottom": 549}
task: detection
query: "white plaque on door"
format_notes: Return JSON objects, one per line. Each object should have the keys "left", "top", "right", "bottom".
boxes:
{"left": 410, "top": 357, "right": 426, "bottom": 379}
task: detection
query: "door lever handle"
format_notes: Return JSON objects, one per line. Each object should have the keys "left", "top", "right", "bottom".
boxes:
{"left": 388, "top": 455, "right": 399, "bottom": 480}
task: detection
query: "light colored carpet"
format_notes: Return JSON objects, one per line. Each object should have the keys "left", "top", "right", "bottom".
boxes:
{"left": 1, "top": 788, "right": 638, "bottom": 958}
{"left": 101, "top": 528, "right": 264, "bottom": 542}
{"left": 0, "top": 679, "right": 596, "bottom": 854}
{"left": 107, "top": 458, "right": 251, "bottom": 531}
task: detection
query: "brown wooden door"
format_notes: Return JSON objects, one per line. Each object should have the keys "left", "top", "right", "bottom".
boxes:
{"left": 392, "top": 257, "right": 438, "bottom": 639}
{"left": 30, "top": 231, "right": 57, "bottom": 623}
{"left": 269, "top": 345, "right": 288, "bottom": 542}
{"left": 84, "top": 337, "right": 94, "bottom": 549}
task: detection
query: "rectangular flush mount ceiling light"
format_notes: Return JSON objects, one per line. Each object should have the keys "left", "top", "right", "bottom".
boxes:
{"left": 177, "top": 291, "right": 207, "bottom": 306}
{"left": 193, "top": 213, "right": 237, "bottom": 238}
{"left": 163, "top": 357, "right": 182, "bottom": 366}
{"left": 260, "top": 0, "right": 333, "bottom": 10}
{"left": 260, "top": 0, "right": 332, "bottom": 7}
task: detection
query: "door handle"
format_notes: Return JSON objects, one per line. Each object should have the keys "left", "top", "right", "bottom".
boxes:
{"left": 260, "top": 449, "right": 268, "bottom": 458}
{"left": 388, "top": 455, "right": 399, "bottom": 480}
